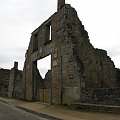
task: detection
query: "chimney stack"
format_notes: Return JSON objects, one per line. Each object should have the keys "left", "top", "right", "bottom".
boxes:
{"left": 14, "top": 61, "right": 18, "bottom": 70}
{"left": 57, "top": 0, "right": 65, "bottom": 11}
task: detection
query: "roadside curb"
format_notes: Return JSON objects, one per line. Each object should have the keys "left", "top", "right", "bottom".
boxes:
{"left": 16, "top": 105, "right": 63, "bottom": 120}
{"left": 0, "top": 99, "right": 63, "bottom": 120}
{"left": 72, "top": 103, "right": 120, "bottom": 114}
{"left": 0, "top": 99, "right": 8, "bottom": 104}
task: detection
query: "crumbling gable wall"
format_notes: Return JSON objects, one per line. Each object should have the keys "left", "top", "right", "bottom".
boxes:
{"left": 22, "top": 4, "right": 119, "bottom": 105}
{"left": 64, "top": 7, "right": 116, "bottom": 88}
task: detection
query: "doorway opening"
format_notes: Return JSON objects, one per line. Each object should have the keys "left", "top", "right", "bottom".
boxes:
{"left": 36, "top": 55, "right": 52, "bottom": 103}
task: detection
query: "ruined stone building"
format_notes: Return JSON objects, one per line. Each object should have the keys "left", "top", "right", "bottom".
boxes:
{"left": 21, "top": 0, "right": 120, "bottom": 105}
{"left": 0, "top": 68, "right": 10, "bottom": 97}
{"left": 0, "top": 0, "right": 120, "bottom": 106}
{"left": 0, "top": 62, "right": 22, "bottom": 98}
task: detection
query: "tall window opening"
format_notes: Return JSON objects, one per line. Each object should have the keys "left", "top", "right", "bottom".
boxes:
{"left": 45, "top": 22, "right": 52, "bottom": 44}
{"left": 49, "top": 25, "right": 52, "bottom": 40}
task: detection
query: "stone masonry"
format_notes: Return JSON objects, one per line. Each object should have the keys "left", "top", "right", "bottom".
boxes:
{"left": 8, "top": 62, "right": 22, "bottom": 99}
{"left": 22, "top": 2, "right": 120, "bottom": 105}
{"left": 0, "top": 1, "right": 119, "bottom": 106}
{"left": 0, "top": 62, "right": 22, "bottom": 98}
{"left": 0, "top": 68, "right": 10, "bottom": 97}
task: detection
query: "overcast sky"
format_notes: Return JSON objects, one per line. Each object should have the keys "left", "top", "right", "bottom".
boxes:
{"left": 0, "top": 0, "right": 120, "bottom": 77}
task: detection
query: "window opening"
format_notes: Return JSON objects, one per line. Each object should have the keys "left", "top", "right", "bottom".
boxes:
{"left": 45, "top": 23, "right": 52, "bottom": 44}
{"left": 49, "top": 25, "right": 52, "bottom": 40}
{"left": 37, "top": 55, "right": 51, "bottom": 79}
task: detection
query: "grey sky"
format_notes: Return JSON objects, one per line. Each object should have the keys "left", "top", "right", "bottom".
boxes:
{"left": 0, "top": 0, "right": 120, "bottom": 77}
{"left": 0, "top": 0, "right": 56, "bottom": 70}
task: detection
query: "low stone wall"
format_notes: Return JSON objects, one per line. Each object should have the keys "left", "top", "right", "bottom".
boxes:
{"left": 81, "top": 88, "right": 120, "bottom": 106}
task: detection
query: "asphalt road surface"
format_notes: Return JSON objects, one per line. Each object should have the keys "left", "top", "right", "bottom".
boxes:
{"left": 0, "top": 101, "right": 48, "bottom": 120}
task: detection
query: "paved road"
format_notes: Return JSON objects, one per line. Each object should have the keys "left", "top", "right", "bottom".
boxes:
{"left": 0, "top": 101, "right": 48, "bottom": 120}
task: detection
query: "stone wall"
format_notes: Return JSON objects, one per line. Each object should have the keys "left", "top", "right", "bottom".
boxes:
{"left": 33, "top": 66, "right": 45, "bottom": 100}
{"left": 116, "top": 68, "right": 120, "bottom": 87}
{"left": 8, "top": 62, "right": 23, "bottom": 99}
{"left": 81, "top": 88, "right": 120, "bottom": 106}
{"left": 0, "top": 69, "right": 10, "bottom": 82}
{"left": 22, "top": 4, "right": 83, "bottom": 103}
{"left": 0, "top": 69, "right": 10, "bottom": 97}
{"left": 44, "top": 70, "right": 52, "bottom": 89}
{"left": 36, "top": 70, "right": 51, "bottom": 103}
{"left": 13, "top": 70, "right": 22, "bottom": 98}
{"left": 22, "top": 4, "right": 120, "bottom": 105}
{"left": 66, "top": 9, "right": 116, "bottom": 88}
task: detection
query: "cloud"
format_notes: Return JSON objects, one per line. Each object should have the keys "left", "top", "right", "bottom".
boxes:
{"left": 10, "top": 47, "right": 26, "bottom": 54}
{"left": 0, "top": 0, "right": 56, "bottom": 25}
{"left": 107, "top": 44, "right": 120, "bottom": 57}
{"left": 0, "top": 54, "right": 13, "bottom": 69}
{"left": 0, "top": 47, "right": 26, "bottom": 70}
{"left": 0, "top": 55, "right": 10, "bottom": 64}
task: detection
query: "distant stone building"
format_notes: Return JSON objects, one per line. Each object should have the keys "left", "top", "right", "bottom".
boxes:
{"left": 8, "top": 62, "right": 22, "bottom": 99}
{"left": 22, "top": 1, "right": 120, "bottom": 105}
{"left": 0, "top": 68, "right": 10, "bottom": 97}
{"left": 0, "top": 61, "right": 23, "bottom": 98}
